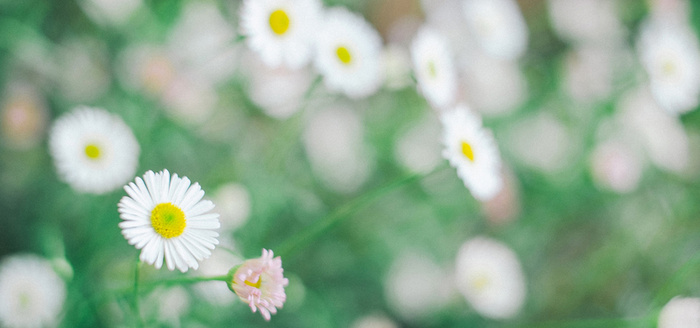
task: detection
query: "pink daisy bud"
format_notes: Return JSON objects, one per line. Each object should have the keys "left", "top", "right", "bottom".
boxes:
{"left": 229, "top": 249, "right": 289, "bottom": 321}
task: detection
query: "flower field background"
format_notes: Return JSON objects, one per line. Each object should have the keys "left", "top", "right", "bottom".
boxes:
{"left": 2, "top": 0, "right": 700, "bottom": 327}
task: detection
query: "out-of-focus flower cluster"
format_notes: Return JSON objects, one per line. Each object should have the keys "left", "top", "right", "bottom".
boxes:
{"left": 2, "top": 0, "right": 700, "bottom": 327}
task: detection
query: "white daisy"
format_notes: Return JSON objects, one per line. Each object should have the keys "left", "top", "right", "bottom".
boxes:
{"left": 658, "top": 296, "right": 700, "bottom": 328}
{"left": 314, "top": 7, "right": 383, "bottom": 99}
{"left": 0, "top": 254, "right": 67, "bottom": 328}
{"left": 462, "top": 0, "right": 528, "bottom": 60}
{"left": 49, "top": 106, "right": 140, "bottom": 194}
{"left": 441, "top": 104, "right": 503, "bottom": 201}
{"left": 455, "top": 237, "right": 526, "bottom": 320}
{"left": 410, "top": 26, "right": 458, "bottom": 109}
{"left": 638, "top": 19, "right": 700, "bottom": 114}
{"left": 118, "top": 169, "right": 220, "bottom": 273}
{"left": 240, "top": 0, "right": 321, "bottom": 69}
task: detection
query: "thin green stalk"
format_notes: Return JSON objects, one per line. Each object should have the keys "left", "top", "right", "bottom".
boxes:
{"left": 132, "top": 258, "right": 144, "bottom": 328}
{"left": 276, "top": 165, "right": 447, "bottom": 258}
{"left": 651, "top": 251, "right": 700, "bottom": 308}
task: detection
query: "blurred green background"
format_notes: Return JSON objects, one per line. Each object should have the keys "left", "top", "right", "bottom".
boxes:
{"left": 2, "top": 0, "right": 700, "bottom": 327}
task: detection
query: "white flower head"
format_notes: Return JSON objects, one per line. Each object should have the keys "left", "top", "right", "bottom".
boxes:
{"left": 49, "top": 106, "right": 140, "bottom": 194}
{"left": 462, "top": 0, "right": 528, "bottom": 60}
{"left": 455, "top": 237, "right": 526, "bottom": 320}
{"left": 638, "top": 19, "right": 700, "bottom": 114}
{"left": 658, "top": 297, "right": 700, "bottom": 328}
{"left": 240, "top": 0, "right": 321, "bottom": 69}
{"left": 0, "top": 254, "right": 67, "bottom": 328}
{"left": 411, "top": 26, "right": 458, "bottom": 109}
{"left": 314, "top": 7, "right": 383, "bottom": 99}
{"left": 548, "top": 0, "right": 625, "bottom": 45}
{"left": 441, "top": 105, "right": 503, "bottom": 201}
{"left": 118, "top": 169, "right": 220, "bottom": 273}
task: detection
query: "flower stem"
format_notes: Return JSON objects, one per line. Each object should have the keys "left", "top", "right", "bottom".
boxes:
{"left": 276, "top": 165, "right": 447, "bottom": 258}
{"left": 132, "top": 257, "right": 144, "bottom": 328}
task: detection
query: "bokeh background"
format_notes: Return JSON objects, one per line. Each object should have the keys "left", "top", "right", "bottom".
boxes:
{"left": 2, "top": 0, "right": 700, "bottom": 327}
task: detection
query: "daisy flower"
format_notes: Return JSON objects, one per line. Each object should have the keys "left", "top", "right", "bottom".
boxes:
{"left": 455, "top": 237, "right": 526, "bottom": 320}
{"left": 49, "top": 106, "right": 139, "bottom": 194}
{"left": 314, "top": 7, "right": 383, "bottom": 99}
{"left": 658, "top": 297, "right": 700, "bottom": 328}
{"left": 441, "top": 104, "right": 503, "bottom": 201}
{"left": 0, "top": 254, "right": 67, "bottom": 328}
{"left": 637, "top": 19, "right": 700, "bottom": 114}
{"left": 410, "top": 26, "right": 458, "bottom": 109}
{"left": 240, "top": 0, "right": 321, "bottom": 69}
{"left": 118, "top": 169, "right": 220, "bottom": 273}
{"left": 462, "top": 0, "right": 528, "bottom": 60}
{"left": 229, "top": 249, "right": 289, "bottom": 321}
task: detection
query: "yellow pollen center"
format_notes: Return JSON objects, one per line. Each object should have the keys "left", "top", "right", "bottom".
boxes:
{"left": 336, "top": 46, "right": 352, "bottom": 65}
{"left": 472, "top": 274, "right": 490, "bottom": 291}
{"left": 245, "top": 277, "right": 262, "bottom": 288}
{"left": 85, "top": 144, "right": 101, "bottom": 159}
{"left": 150, "top": 203, "right": 186, "bottom": 239}
{"left": 269, "top": 9, "right": 290, "bottom": 35}
{"left": 662, "top": 60, "right": 677, "bottom": 76}
{"left": 427, "top": 61, "right": 437, "bottom": 78}
{"left": 461, "top": 141, "right": 475, "bottom": 162}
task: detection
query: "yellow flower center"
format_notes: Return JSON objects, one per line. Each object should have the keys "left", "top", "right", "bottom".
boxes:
{"left": 427, "top": 61, "right": 437, "bottom": 78}
{"left": 461, "top": 140, "right": 475, "bottom": 162}
{"left": 150, "top": 203, "right": 186, "bottom": 239}
{"left": 269, "top": 9, "right": 290, "bottom": 35}
{"left": 245, "top": 277, "right": 262, "bottom": 289}
{"left": 471, "top": 274, "right": 490, "bottom": 292}
{"left": 85, "top": 144, "right": 101, "bottom": 159}
{"left": 336, "top": 46, "right": 352, "bottom": 65}
{"left": 662, "top": 59, "right": 677, "bottom": 76}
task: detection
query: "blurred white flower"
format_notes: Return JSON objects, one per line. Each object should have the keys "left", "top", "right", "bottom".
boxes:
{"left": 590, "top": 138, "right": 644, "bottom": 193}
{"left": 423, "top": 0, "right": 476, "bottom": 57}
{"left": 78, "top": 0, "right": 142, "bottom": 26}
{"left": 229, "top": 249, "right": 289, "bottom": 321}
{"left": 563, "top": 46, "right": 615, "bottom": 103}
{"left": 382, "top": 44, "right": 413, "bottom": 90}
{"left": 462, "top": 0, "right": 528, "bottom": 60}
{"left": 351, "top": 314, "right": 398, "bottom": 328}
{"left": 548, "top": 0, "right": 625, "bottom": 45}
{"left": 195, "top": 249, "right": 242, "bottom": 305}
{"left": 314, "top": 7, "right": 383, "bottom": 99}
{"left": 303, "top": 104, "right": 374, "bottom": 193}
{"left": 0, "top": 254, "right": 67, "bottom": 328}
{"left": 212, "top": 183, "right": 252, "bottom": 233}
{"left": 55, "top": 39, "right": 111, "bottom": 103}
{"left": 240, "top": 0, "right": 321, "bottom": 69}
{"left": 618, "top": 87, "right": 689, "bottom": 174}
{"left": 118, "top": 169, "right": 220, "bottom": 273}
{"left": 142, "top": 287, "right": 191, "bottom": 328}
{"left": 0, "top": 83, "right": 47, "bottom": 150}
{"left": 504, "top": 111, "right": 576, "bottom": 173}
{"left": 658, "top": 297, "right": 700, "bottom": 328}
{"left": 168, "top": 2, "right": 239, "bottom": 85}
{"left": 243, "top": 49, "right": 314, "bottom": 119}
{"left": 118, "top": 45, "right": 177, "bottom": 97}
{"left": 637, "top": 19, "right": 700, "bottom": 115}
{"left": 441, "top": 105, "right": 503, "bottom": 201}
{"left": 49, "top": 107, "right": 140, "bottom": 194}
{"left": 455, "top": 237, "right": 526, "bottom": 320}
{"left": 481, "top": 167, "right": 521, "bottom": 226}
{"left": 411, "top": 26, "right": 458, "bottom": 109}
{"left": 394, "top": 113, "right": 443, "bottom": 174}
{"left": 160, "top": 74, "right": 218, "bottom": 125}
{"left": 384, "top": 251, "right": 452, "bottom": 320}
{"left": 462, "top": 54, "right": 526, "bottom": 117}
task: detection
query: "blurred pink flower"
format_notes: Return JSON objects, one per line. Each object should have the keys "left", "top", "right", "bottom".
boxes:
{"left": 230, "top": 249, "right": 289, "bottom": 321}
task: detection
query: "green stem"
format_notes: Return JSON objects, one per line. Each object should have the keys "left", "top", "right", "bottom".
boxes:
{"left": 132, "top": 258, "right": 143, "bottom": 328}
{"left": 276, "top": 165, "right": 447, "bottom": 258}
